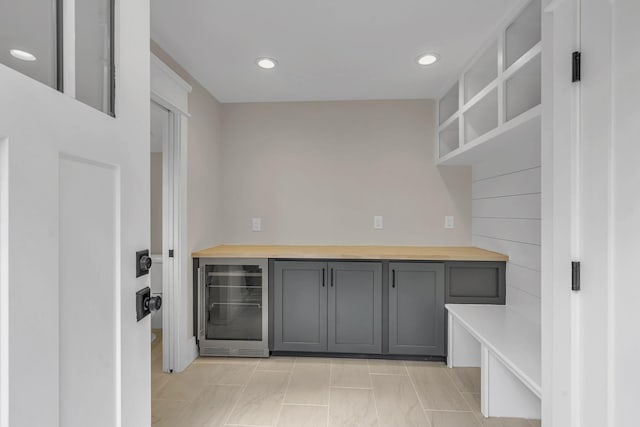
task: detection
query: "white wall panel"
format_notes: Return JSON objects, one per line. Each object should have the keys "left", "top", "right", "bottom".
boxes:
{"left": 473, "top": 167, "right": 541, "bottom": 199}
{"left": 472, "top": 136, "right": 540, "bottom": 180}
{"left": 473, "top": 193, "right": 541, "bottom": 219}
{"left": 472, "top": 218, "right": 541, "bottom": 245}
{"left": 507, "top": 264, "right": 541, "bottom": 298}
{"left": 506, "top": 286, "right": 540, "bottom": 324}
{"left": 472, "top": 150, "right": 541, "bottom": 322}
{"left": 472, "top": 236, "right": 540, "bottom": 271}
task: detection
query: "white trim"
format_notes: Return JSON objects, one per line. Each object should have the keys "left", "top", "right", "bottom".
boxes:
{"left": 0, "top": 138, "right": 9, "bottom": 427}
{"left": 437, "top": 111, "right": 459, "bottom": 133}
{"left": 151, "top": 56, "right": 194, "bottom": 373}
{"left": 151, "top": 92, "right": 190, "bottom": 119}
{"left": 62, "top": 0, "right": 76, "bottom": 97}
{"left": 541, "top": 0, "right": 579, "bottom": 425}
{"left": 503, "top": 43, "right": 543, "bottom": 80}
{"left": 151, "top": 54, "right": 193, "bottom": 94}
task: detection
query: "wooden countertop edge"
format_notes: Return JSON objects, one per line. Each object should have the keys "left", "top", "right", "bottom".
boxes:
{"left": 191, "top": 245, "right": 509, "bottom": 262}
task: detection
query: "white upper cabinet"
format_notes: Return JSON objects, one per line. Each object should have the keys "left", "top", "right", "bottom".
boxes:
{"left": 438, "top": 82, "right": 459, "bottom": 126}
{"left": 436, "top": 0, "right": 541, "bottom": 165}
{"left": 505, "top": 0, "right": 542, "bottom": 70}
{"left": 464, "top": 41, "right": 498, "bottom": 104}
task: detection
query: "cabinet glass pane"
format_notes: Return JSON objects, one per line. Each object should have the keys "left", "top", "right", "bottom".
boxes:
{"left": 464, "top": 89, "right": 498, "bottom": 143}
{"left": 439, "top": 118, "right": 459, "bottom": 158}
{"left": 75, "top": 0, "right": 114, "bottom": 115}
{"left": 505, "top": 0, "right": 541, "bottom": 69}
{"left": 506, "top": 54, "right": 541, "bottom": 121}
{"left": 0, "top": 0, "right": 59, "bottom": 88}
{"left": 439, "top": 83, "right": 458, "bottom": 125}
{"left": 464, "top": 41, "right": 497, "bottom": 103}
{"left": 204, "top": 264, "right": 263, "bottom": 341}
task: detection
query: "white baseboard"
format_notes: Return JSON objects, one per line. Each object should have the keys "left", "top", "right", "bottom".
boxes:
{"left": 177, "top": 336, "right": 198, "bottom": 372}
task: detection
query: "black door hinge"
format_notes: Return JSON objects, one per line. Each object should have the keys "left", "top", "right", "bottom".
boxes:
{"left": 572, "top": 51, "right": 581, "bottom": 82}
{"left": 169, "top": 249, "right": 174, "bottom": 258}
{"left": 571, "top": 261, "right": 581, "bottom": 291}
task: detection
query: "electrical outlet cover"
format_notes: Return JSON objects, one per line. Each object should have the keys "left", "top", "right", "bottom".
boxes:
{"left": 445, "top": 216, "right": 454, "bottom": 229}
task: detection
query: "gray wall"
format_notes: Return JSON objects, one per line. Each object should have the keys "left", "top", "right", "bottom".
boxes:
{"left": 220, "top": 100, "right": 472, "bottom": 245}
{"left": 471, "top": 137, "right": 541, "bottom": 322}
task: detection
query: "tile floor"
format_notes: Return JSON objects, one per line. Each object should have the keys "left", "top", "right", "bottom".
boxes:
{"left": 151, "top": 331, "right": 541, "bottom": 427}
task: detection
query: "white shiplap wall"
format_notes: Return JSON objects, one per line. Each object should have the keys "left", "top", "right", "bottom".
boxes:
{"left": 472, "top": 139, "right": 541, "bottom": 323}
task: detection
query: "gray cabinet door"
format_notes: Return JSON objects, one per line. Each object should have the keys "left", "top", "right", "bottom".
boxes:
{"left": 274, "top": 261, "right": 328, "bottom": 352}
{"left": 328, "top": 262, "right": 382, "bottom": 354}
{"left": 445, "top": 261, "right": 506, "bottom": 304}
{"left": 389, "top": 263, "right": 445, "bottom": 356}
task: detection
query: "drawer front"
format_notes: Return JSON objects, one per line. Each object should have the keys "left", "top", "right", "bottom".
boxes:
{"left": 445, "top": 262, "right": 506, "bottom": 304}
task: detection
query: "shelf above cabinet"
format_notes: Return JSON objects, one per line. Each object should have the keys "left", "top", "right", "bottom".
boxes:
{"left": 437, "top": 105, "right": 540, "bottom": 166}
{"left": 439, "top": 118, "right": 460, "bottom": 158}
{"left": 439, "top": 83, "right": 459, "bottom": 125}
{"left": 436, "top": 0, "right": 541, "bottom": 167}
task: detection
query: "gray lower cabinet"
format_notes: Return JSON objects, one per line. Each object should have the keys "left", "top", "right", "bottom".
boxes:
{"left": 445, "top": 262, "right": 505, "bottom": 304}
{"left": 274, "top": 261, "right": 327, "bottom": 352}
{"left": 274, "top": 260, "right": 382, "bottom": 354}
{"left": 388, "top": 263, "right": 445, "bottom": 356}
{"left": 328, "top": 262, "right": 382, "bottom": 354}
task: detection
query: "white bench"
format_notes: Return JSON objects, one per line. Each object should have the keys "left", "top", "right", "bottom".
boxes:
{"left": 446, "top": 304, "right": 541, "bottom": 419}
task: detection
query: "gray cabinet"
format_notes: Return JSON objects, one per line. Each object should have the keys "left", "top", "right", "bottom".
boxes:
{"left": 388, "top": 263, "right": 445, "bottom": 356}
{"left": 445, "top": 261, "right": 505, "bottom": 304}
{"left": 274, "top": 260, "right": 382, "bottom": 354}
{"left": 274, "top": 261, "right": 327, "bottom": 352}
{"left": 328, "top": 262, "right": 382, "bottom": 354}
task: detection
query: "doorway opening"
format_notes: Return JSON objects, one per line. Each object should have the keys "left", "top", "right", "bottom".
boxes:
{"left": 150, "top": 101, "right": 170, "bottom": 374}
{"left": 149, "top": 53, "right": 195, "bottom": 377}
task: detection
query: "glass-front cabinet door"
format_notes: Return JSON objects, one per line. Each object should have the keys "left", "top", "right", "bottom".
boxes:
{"left": 198, "top": 258, "right": 268, "bottom": 356}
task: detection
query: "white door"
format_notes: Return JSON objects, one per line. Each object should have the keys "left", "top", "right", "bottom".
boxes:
{"left": 609, "top": 2, "right": 640, "bottom": 425}
{"left": 544, "top": 0, "right": 640, "bottom": 426}
{"left": 0, "top": 1, "right": 151, "bottom": 427}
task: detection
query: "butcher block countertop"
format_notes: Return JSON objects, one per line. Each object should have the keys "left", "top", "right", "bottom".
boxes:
{"left": 191, "top": 245, "right": 508, "bottom": 262}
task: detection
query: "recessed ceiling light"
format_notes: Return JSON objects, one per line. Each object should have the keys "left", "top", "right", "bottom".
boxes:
{"left": 417, "top": 53, "right": 439, "bottom": 66}
{"left": 10, "top": 49, "right": 36, "bottom": 62}
{"left": 256, "top": 57, "right": 277, "bottom": 69}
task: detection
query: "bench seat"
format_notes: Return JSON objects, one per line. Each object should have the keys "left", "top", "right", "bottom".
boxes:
{"left": 446, "top": 304, "right": 541, "bottom": 418}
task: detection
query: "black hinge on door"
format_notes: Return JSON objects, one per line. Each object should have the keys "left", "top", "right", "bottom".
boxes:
{"left": 572, "top": 261, "right": 581, "bottom": 291}
{"left": 169, "top": 249, "right": 174, "bottom": 258}
{"left": 572, "top": 51, "right": 581, "bottom": 82}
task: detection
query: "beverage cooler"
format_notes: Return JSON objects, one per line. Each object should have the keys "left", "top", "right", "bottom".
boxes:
{"left": 197, "top": 258, "right": 268, "bottom": 357}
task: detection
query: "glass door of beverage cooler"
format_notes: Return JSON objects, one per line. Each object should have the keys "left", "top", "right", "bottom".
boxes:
{"left": 198, "top": 259, "right": 268, "bottom": 356}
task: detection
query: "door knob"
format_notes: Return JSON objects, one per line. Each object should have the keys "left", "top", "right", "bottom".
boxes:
{"left": 136, "top": 287, "right": 161, "bottom": 321}
{"left": 146, "top": 295, "right": 162, "bottom": 312}
{"left": 136, "top": 249, "right": 152, "bottom": 277}
{"left": 140, "top": 255, "right": 152, "bottom": 271}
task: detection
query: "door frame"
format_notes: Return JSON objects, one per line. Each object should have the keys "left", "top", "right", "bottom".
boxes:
{"left": 542, "top": 0, "right": 620, "bottom": 425}
{"left": 541, "top": 0, "right": 580, "bottom": 424}
{"left": 0, "top": 138, "right": 8, "bottom": 427}
{"left": 150, "top": 54, "right": 196, "bottom": 373}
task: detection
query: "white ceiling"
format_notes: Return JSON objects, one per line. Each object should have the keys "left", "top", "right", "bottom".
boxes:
{"left": 151, "top": 0, "right": 521, "bottom": 103}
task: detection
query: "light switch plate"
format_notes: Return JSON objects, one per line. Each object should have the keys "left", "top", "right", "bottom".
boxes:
{"left": 252, "top": 218, "right": 262, "bottom": 232}
{"left": 374, "top": 216, "right": 383, "bottom": 229}
{"left": 444, "top": 216, "right": 454, "bottom": 229}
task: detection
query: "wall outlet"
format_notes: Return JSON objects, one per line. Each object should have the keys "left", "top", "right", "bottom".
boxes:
{"left": 374, "top": 216, "right": 383, "bottom": 230}
{"left": 444, "top": 216, "right": 454, "bottom": 229}
{"left": 252, "top": 217, "right": 262, "bottom": 232}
